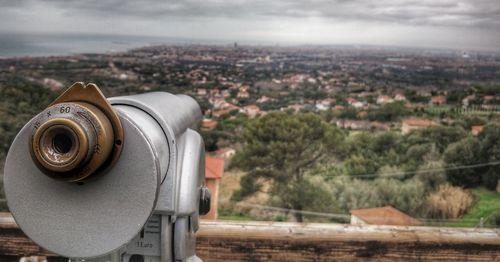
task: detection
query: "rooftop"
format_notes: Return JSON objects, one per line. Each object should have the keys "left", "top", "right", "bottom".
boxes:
{"left": 402, "top": 118, "right": 438, "bottom": 127}
{"left": 202, "top": 119, "right": 218, "bottom": 130}
{"left": 350, "top": 206, "right": 422, "bottom": 226}
{"left": 205, "top": 155, "right": 225, "bottom": 179}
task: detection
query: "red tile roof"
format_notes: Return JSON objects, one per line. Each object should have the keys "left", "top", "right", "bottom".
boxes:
{"left": 431, "top": 95, "right": 446, "bottom": 104}
{"left": 205, "top": 155, "right": 224, "bottom": 179}
{"left": 402, "top": 118, "right": 438, "bottom": 127}
{"left": 471, "top": 125, "right": 484, "bottom": 136}
{"left": 350, "top": 206, "right": 422, "bottom": 226}
{"left": 201, "top": 119, "right": 218, "bottom": 130}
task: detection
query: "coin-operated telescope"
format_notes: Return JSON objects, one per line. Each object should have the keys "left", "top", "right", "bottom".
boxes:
{"left": 3, "top": 82, "right": 210, "bottom": 262}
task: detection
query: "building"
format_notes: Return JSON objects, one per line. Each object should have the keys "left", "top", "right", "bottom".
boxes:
{"left": 430, "top": 95, "right": 446, "bottom": 105}
{"left": 285, "top": 104, "right": 305, "bottom": 112}
{"left": 215, "top": 148, "right": 236, "bottom": 169}
{"left": 370, "top": 121, "right": 391, "bottom": 131}
{"left": 471, "top": 125, "right": 484, "bottom": 136}
{"left": 462, "top": 95, "right": 476, "bottom": 107}
{"left": 377, "top": 95, "right": 393, "bottom": 104}
{"left": 215, "top": 147, "right": 236, "bottom": 160}
{"left": 346, "top": 97, "right": 365, "bottom": 109}
{"left": 346, "top": 97, "right": 358, "bottom": 106}
{"left": 352, "top": 101, "right": 365, "bottom": 108}
{"left": 212, "top": 103, "right": 240, "bottom": 117}
{"left": 401, "top": 118, "right": 438, "bottom": 135}
{"left": 237, "top": 86, "right": 250, "bottom": 98}
{"left": 43, "top": 78, "right": 64, "bottom": 91}
{"left": 201, "top": 119, "right": 218, "bottom": 131}
{"left": 394, "top": 94, "right": 407, "bottom": 101}
{"left": 242, "top": 105, "right": 261, "bottom": 118}
{"left": 196, "top": 88, "right": 207, "bottom": 96}
{"left": 221, "top": 90, "right": 231, "bottom": 98}
{"left": 315, "top": 98, "right": 334, "bottom": 111}
{"left": 483, "top": 96, "right": 495, "bottom": 104}
{"left": 140, "top": 85, "right": 151, "bottom": 91}
{"left": 336, "top": 120, "right": 390, "bottom": 131}
{"left": 336, "top": 120, "right": 371, "bottom": 130}
{"left": 350, "top": 206, "right": 422, "bottom": 226}
{"left": 256, "top": 95, "right": 273, "bottom": 104}
{"left": 202, "top": 156, "right": 225, "bottom": 220}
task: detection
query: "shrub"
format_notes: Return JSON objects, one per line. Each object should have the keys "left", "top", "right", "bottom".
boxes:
{"left": 373, "top": 178, "right": 426, "bottom": 216}
{"left": 426, "top": 184, "right": 473, "bottom": 219}
{"left": 328, "top": 176, "right": 426, "bottom": 217}
{"left": 485, "top": 211, "right": 500, "bottom": 227}
{"left": 414, "top": 161, "right": 447, "bottom": 191}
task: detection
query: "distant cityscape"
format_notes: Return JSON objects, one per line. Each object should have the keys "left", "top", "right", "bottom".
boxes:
{"left": 2, "top": 44, "right": 500, "bottom": 134}
{"left": 1, "top": 44, "right": 500, "bottom": 225}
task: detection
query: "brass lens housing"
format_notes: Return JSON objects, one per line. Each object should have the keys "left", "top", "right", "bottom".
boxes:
{"left": 30, "top": 102, "right": 115, "bottom": 182}
{"left": 29, "top": 82, "right": 123, "bottom": 183}
{"left": 34, "top": 119, "right": 88, "bottom": 173}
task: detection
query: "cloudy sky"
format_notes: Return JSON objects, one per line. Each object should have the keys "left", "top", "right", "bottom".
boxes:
{"left": 1, "top": 0, "right": 500, "bottom": 51}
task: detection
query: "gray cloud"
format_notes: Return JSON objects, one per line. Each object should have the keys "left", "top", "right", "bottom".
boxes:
{"left": 17, "top": 0, "right": 498, "bottom": 28}
{"left": 0, "top": 0, "right": 499, "bottom": 51}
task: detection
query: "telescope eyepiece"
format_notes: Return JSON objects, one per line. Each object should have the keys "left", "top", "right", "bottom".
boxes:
{"left": 30, "top": 102, "right": 115, "bottom": 182}
{"left": 26, "top": 83, "right": 124, "bottom": 182}
{"left": 35, "top": 119, "right": 88, "bottom": 173}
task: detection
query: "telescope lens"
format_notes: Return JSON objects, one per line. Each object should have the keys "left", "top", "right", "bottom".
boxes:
{"left": 36, "top": 123, "right": 86, "bottom": 173}
{"left": 53, "top": 133, "right": 73, "bottom": 154}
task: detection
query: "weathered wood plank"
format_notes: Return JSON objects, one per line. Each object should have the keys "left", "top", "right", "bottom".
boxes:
{"left": 1, "top": 213, "right": 499, "bottom": 261}
{"left": 197, "top": 221, "right": 500, "bottom": 261}
{"left": 0, "top": 214, "right": 54, "bottom": 257}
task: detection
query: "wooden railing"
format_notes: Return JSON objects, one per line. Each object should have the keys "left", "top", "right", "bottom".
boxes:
{"left": 1, "top": 213, "right": 499, "bottom": 261}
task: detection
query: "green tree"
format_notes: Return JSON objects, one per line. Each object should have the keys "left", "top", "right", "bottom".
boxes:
{"left": 407, "top": 126, "right": 467, "bottom": 153}
{"left": 414, "top": 161, "right": 447, "bottom": 191}
{"left": 368, "top": 101, "right": 410, "bottom": 122}
{"left": 370, "top": 132, "right": 404, "bottom": 155}
{"left": 405, "top": 143, "right": 438, "bottom": 164}
{"left": 344, "top": 154, "right": 380, "bottom": 178}
{"left": 232, "top": 112, "right": 343, "bottom": 222}
{"left": 195, "top": 97, "right": 211, "bottom": 115}
{"left": 200, "top": 130, "right": 220, "bottom": 152}
{"left": 446, "top": 90, "right": 467, "bottom": 104}
{"left": 444, "top": 137, "right": 484, "bottom": 187}
{"left": 339, "top": 107, "right": 358, "bottom": 119}
{"left": 341, "top": 131, "right": 373, "bottom": 157}
{"left": 479, "top": 123, "right": 500, "bottom": 189}
{"left": 404, "top": 90, "right": 430, "bottom": 103}
{"left": 464, "top": 116, "right": 487, "bottom": 129}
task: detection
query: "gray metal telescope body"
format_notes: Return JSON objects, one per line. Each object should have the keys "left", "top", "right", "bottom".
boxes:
{"left": 110, "top": 92, "right": 204, "bottom": 262}
{"left": 3, "top": 92, "right": 205, "bottom": 262}
{"left": 111, "top": 92, "right": 203, "bottom": 216}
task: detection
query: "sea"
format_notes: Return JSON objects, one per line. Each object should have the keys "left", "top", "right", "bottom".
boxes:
{"left": 1, "top": 33, "right": 498, "bottom": 59}
{"left": 0, "top": 33, "right": 216, "bottom": 58}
